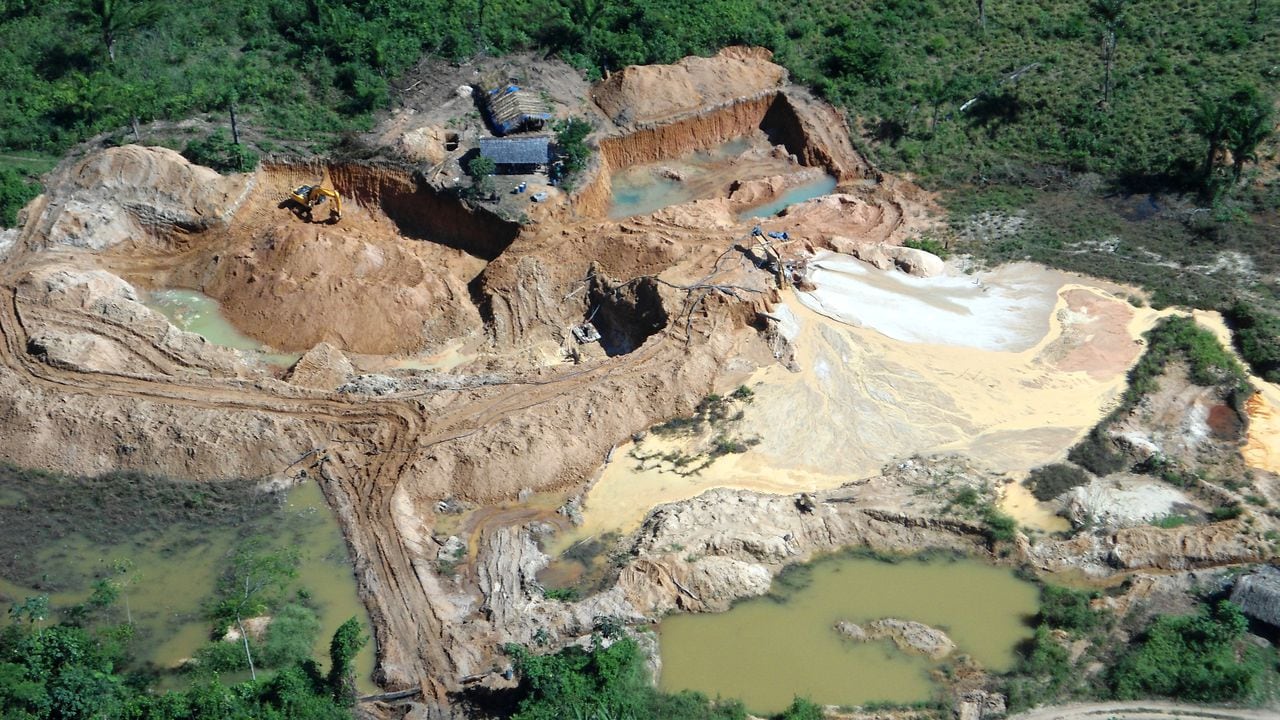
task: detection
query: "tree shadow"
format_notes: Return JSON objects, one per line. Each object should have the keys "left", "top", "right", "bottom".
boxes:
{"left": 966, "top": 90, "right": 1023, "bottom": 139}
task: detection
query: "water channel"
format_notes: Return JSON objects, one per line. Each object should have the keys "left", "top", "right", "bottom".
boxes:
{"left": 658, "top": 554, "right": 1039, "bottom": 714}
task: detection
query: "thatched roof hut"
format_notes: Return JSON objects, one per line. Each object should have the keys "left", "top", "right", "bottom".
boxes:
{"left": 1229, "top": 565, "right": 1280, "bottom": 628}
{"left": 483, "top": 84, "right": 552, "bottom": 136}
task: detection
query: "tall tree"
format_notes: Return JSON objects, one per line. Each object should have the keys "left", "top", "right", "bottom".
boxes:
{"left": 1224, "top": 87, "right": 1274, "bottom": 182}
{"left": 978, "top": 0, "right": 986, "bottom": 28}
{"left": 208, "top": 542, "right": 298, "bottom": 680}
{"left": 1090, "top": 0, "right": 1127, "bottom": 107}
{"left": 327, "top": 617, "right": 369, "bottom": 706}
{"left": 75, "top": 0, "right": 163, "bottom": 63}
{"left": 1194, "top": 85, "right": 1276, "bottom": 187}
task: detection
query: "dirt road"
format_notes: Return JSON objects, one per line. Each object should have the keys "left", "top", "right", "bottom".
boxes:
{"left": 1008, "top": 701, "right": 1278, "bottom": 720}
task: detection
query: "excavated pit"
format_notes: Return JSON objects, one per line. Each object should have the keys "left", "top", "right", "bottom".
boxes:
{"left": 577, "top": 91, "right": 860, "bottom": 220}
{"left": 104, "top": 161, "right": 521, "bottom": 357}
{"left": 586, "top": 275, "right": 670, "bottom": 356}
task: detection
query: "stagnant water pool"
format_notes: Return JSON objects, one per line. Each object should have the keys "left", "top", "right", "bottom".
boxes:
{"left": 658, "top": 554, "right": 1039, "bottom": 713}
{"left": 737, "top": 175, "right": 838, "bottom": 220}
{"left": 145, "top": 288, "right": 300, "bottom": 366}
{"left": 0, "top": 480, "right": 376, "bottom": 691}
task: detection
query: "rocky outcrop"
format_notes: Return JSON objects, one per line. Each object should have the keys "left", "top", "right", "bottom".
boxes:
{"left": 1064, "top": 476, "right": 1192, "bottom": 529}
{"left": 35, "top": 145, "right": 255, "bottom": 251}
{"left": 837, "top": 618, "right": 956, "bottom": 659}
{"left": 614, "top": 457, "right": 998, "bottom": 615}
{"left": 886, "top": 246, "right": 945, "bottom": 277}
{"left": 955, "top": 690, "right": 1006, "bottom": 720}
{"left": 15, "top": 265, "right": 247, "bottom": 377}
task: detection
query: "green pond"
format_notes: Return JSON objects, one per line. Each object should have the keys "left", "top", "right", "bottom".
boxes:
{"left": 0, "top": 480, "right": 376, "bottom": 692}
{"left": 144, "top": 288, "right": 300, "bottom": 366}
{"left": 658, "top": 555, "right": 1039, "bottom": 714}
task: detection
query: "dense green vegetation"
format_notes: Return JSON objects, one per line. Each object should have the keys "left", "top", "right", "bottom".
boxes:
{"left": 0, "top": 575, "right": 365, "bottom": 719}
{"left": 2, "top": 1, "right": 1274, "bottom": 179}
{"left": 0, "top": 166, "right": 40, "bottom": 227}
{"left": 1226, "top": 300, "right": 1280, "bottom": 383}
{"left": 1110, "top": 600, "right": 1267, "bottom": 701}
{"left": 506, "top": 635, "right": 841, "bottom": 720}
{"left": 1004, "top": 586, "right": 1277, "bottom": 710}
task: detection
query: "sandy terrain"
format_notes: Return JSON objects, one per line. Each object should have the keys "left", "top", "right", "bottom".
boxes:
{"left": 570, "top": 269, "right": 1158, "bottom": 539}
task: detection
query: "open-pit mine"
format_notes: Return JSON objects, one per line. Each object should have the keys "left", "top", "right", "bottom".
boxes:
{"left": 1, "top": 47, "right": 1277, "bottom": 720}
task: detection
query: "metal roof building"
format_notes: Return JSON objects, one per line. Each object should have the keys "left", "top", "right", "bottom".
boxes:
{"left": 484, "top": 85, "right": 552, "bottom": 136}
{"left": 479, "top": 136, "right": 552, "bottom": 168}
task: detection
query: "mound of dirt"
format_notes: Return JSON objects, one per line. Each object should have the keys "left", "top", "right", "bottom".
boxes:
{"left": 202, "top": 221, "right": 482, "bottom": 355}
{"left": 592, "top": 47, "right": 786, "bottom": 128}
{"left": 35, "top": 146, "right": 254, "bottom": 251}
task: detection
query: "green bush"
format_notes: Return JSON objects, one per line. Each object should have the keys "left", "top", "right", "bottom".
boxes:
{"left": 983, "top": 508, "right": 1018, "bottom": 544}
{"left": 1004, "top": 624, "right": 1073, "bottom": 710}
{"left": 182, "top": 130, "right": 259, "bottom": 173}
{"left": 777, "top": 697, "right": 824, "bottom": 719}
{"left": 1225, "top": 301, "right": 1280, "bottom": 383}
{"left": 1110, "top": 600, "right": 1262, "bottom": 702}
{"left": 1037, "top": 585, "right": 1099, "bottom": 632}
{"left": 508, "top": 638, "right": 747, "bottom": 720}
{"left": 903, "top": 237, "right": 949, "bottom": 259}
{"left": 260, "top": 603, "right": 321, "bottom": 668}
{"left": 1068, "top": 428, "right": 1128, "bottom": 477}
{"left": 0, "top": 166, "right": 39, "bottom": 228}
{"left": 553, "top": 117, "right": 593, "bottom": 187}
{"left": 1026, "top": 464, "right": 1089, "bottom": 501}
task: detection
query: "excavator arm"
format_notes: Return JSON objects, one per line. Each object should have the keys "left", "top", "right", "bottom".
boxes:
{"left": 288, "top": 184, "right": 342, "bottom": 222}
{"left": 308, "top": 187, "right": 341, "bottom": 220}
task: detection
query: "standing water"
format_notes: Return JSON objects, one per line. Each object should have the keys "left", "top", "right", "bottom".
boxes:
{"left": 0, "top": 478, "right": 376, "bottom": 692}
{"left": 145, "top": 288, "right": 300, "bottom": 366}
{"left": 658, "top": 554, "right": 1039, "bottom": 714}
{"left": 737, "top": 175, "right": 838, "bottom": 220}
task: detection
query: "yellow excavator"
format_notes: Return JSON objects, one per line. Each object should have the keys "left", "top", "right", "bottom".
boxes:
{"left": 288, "top": 184, "right": 342, "bottom": 223}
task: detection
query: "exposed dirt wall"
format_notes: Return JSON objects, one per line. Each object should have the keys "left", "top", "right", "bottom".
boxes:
{"left": 327, "top": 163, "right": 520, "bottom": 262}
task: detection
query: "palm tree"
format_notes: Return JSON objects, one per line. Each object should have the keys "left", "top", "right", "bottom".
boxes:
{"left": 76, "top": 0, "right": 163, "bottom": 63}
{"left": 1089, "top": 0, "right": 1127, "bottom": 107}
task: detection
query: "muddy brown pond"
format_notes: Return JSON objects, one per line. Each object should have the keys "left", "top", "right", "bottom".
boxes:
{"left": 658, "top": 554, "right": 1039, "bottom": 714}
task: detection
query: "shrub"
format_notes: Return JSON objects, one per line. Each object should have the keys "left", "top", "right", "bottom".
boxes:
{"left": 1026, "top": 464, "right": 1089, "bottom": 501}
{"left": 507, "top": 638, "right": 747, "bottom": 720}
{"left": 553, "top": 117, "right": 592, "bottom": 187}
{"left": 1068, "top": 428, "right": 1128, "bottom": 476}
{"left": 182, "top": 130, "right": 259, "bottom": 174}
{"left": 1110, "top": 600, "right": 1261, "bottom": 702}
{"left": 1225, "top": 301, "right": 1280, "bottom": 383}
{"left": 983, "top": 508, "right": 1018, "bottom": 544}
{"left": 777, "top": 697, "right": 825, "bottom": 719}
{"left": 260, "top": 603, "right": 321, "bottom": 668}
{"left": 1037, "top": 585, "right": 1099, "bottom": 632}
{"left": 0, "top": 166, "right": 40, "bottom": 228}
{"left": 903, "top": 237, "right": 949, "bottom": 259}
